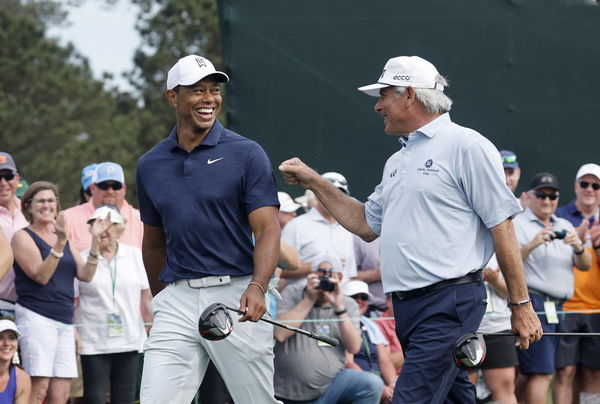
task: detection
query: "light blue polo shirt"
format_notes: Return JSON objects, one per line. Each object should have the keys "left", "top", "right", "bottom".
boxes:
{"left": 365, "top": 113, "right": 521, "bottom": 292}
{"left": 513, "top": 208, "right": 576, "bottom": 299}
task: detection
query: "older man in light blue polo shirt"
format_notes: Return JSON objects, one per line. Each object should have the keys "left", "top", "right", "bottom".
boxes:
{"left": 280, "top": 55, "right": 542, "bottom": 404}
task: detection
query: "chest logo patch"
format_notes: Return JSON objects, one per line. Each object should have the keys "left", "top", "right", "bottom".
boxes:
{"left": 425, "top": 159, "right": 433, "bottom": 168}
{"left": 207, "top": 157, "right": 224, "bottom": 165}
{"left": 417, "top": 159, "right": 440, "bottom": 176}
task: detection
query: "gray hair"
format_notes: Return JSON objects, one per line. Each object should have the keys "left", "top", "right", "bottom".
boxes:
{"left": 394, "top": 74, "right": 453, "bottom": 114}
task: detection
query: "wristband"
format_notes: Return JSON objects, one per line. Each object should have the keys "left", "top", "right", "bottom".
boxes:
{"left": 574, "top": 247, "right": 585, "bottom": 255}
{"left": 248, "top": 281, "right": 266, "bottom": 294}
{"left": 508, "top": 299, "right": 531, "bottom": 308}
{"left": 50, "top": 248, "right": 64, "bottom": 259}
{"left": 86, "top": 258, "right": 99, "bottom": 265}
{"left": 88, "top": 251, "right": 101, "bottom": 259}
{"left": 334, "top": 309, "right": 347, "bottom": 316}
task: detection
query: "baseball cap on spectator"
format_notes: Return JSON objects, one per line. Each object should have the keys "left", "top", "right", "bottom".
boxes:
{"left": 530, "top": 172, "right": 559, "bottom": 191}
{"left": 343, "top": 280, "right": 373, "bottom": 298}
{"left": 278, "top": 192, "right": 300, "bottom": 213}
{"left": 87, "top": 204, "right": 125, "bottom": 225}
{"left": 322, "top": 172, "right": 349, "bottom": 195}
{"left": 93, "top": 162, "right": 125, "bottom": 185}
{"left": 311, "top": 252, "right": 343, "bottom": 273}
{"left": 358, "top": 56, "right": 445, "bottom": 97}
{"left": 0, "top": 152, "right": 17, "bottom": 172}
{"left": 81, "top": 163, "right": 98, "bottom": 191}
{"left": 500, "top": 150, "right": 519, "bottom": 169}
{"left": 575, "top": 163, "right": 600, "bottom": 181}
{"left": 295, "top": 189, "right": 315, "bottom": 209}
{"left": 167, "top": 55, "right": 229, "bottom": 90}
{"left": 16, "top": 178, "right": 28, "bottom": 199}
{"left": 0, "top": 319, "right": 20, "bottom": 337}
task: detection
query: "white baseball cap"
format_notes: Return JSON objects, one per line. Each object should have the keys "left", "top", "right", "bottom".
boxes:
{"left": 278, "top": 192, "right": 301, "bottom": 213}
{"left": 575, "top": 163, "right": 600, "bottom": 181}
{"left": 358, "top": 56, "right": 444, "bottom": 97}
{"left": 167, "top": 55, "right": 229, "bottom": 90}
{"left": 322, "top": 172, "right": 349, "bottom": 195}
{"left": 343, "top": 280, "right": 372, "bottom": 298}
{"left": 87, "top": 204, "right": 125, "bottom": 225}
{"left": 0, "top": 319, "right": 20, "bottom": 337}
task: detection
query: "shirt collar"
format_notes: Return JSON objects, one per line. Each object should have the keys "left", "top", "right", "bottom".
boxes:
{"left": 0, "top": 197, "right": 22, "bottom": 216}
{"left": 167, "top": 120, "right": 225, "bottom": 151}
{"left": 307, "top": 207, "right": 330, "bottom": 224}
{"left": 413, "top": 112, "right": 451, "bottom": 139}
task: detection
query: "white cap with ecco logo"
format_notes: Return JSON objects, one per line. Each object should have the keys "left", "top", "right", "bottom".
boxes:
{"left": 358, "top": 56, "right": 445, "bottom": 97}
{"left": 167, "top": 55, "right": 229, "bottom": 90}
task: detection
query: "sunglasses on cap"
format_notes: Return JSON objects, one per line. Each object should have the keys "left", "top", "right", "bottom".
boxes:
{"left": 580, "top": 181, "right": 600, "bottom": 191}
{"left": 96, "top": 181, "right": 123, "bottom": 191}
{"left": 0, "top": 172, "right": 16, "bottom": 182}
{"left": 502, "top": 155, "right": 517, "bottom": 164}
{"left": 352, "top": 294, "right": 370, "bottom": 301}
{"left": 534, "top": 192, "right": 559, "bottom": 201}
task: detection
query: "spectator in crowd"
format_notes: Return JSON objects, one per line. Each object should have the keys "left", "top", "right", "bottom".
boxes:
{"left": 77, "top": 163, "right": 97, "bottom": 205}
{"left": 375, "top": 295, "right": 404, "bottom": 373}
{"left": 353, "top": 236, "right": 386, "bottom": 312}
{"left": 553, "top": 163, "right": 600, "bottom": 404}
{"left": 281, "top": 172, "right": 357, "bottom": 286}
{"left": 500, "top": 149, "right": 527, "bottom": 209}
{"left": 10, "top": 181, "right": 111, "bottom": 404}
{"left": 0, "top": 232, "right": 12, "bottom": 280}
{"left": 74, "top": 204, "right": 152, "bottom": 404}
{"left": 0, "top": 318, "right": 31, "bottom": 403}
{"left": 467, "top": 149, "right": 524, "bottom": 404}
{"left": 273, "top": 253, "right": 383, "bottom": 403}
{"left": 343, "top": 280, "right": 396, "bottom": 403}
{"left": 64, "top": 162, "right": 143, "bottom": 252}
{"left": 278, "top": 191, "right": 300, "bottom": 228}
{"left": 0, "top": 152, "right": 28, "bottom": 321}
{"left": 514, "top": 172, "right": 591, "bottom": 404}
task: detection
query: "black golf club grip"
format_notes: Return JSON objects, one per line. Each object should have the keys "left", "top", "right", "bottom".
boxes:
{"left": 312, "top": 334, "right": 340, "bottom": 347}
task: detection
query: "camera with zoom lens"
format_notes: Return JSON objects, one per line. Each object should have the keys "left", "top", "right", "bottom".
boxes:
{"left": 317, "top": 268, "right": 335, "bottom": 292}
{"left": 550, "top": 229, "right": 567, "bottom": 240}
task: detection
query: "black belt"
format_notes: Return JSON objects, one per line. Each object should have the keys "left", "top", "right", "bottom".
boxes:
{"left": 394, "top": 270, "right": 483, "bottom": 300}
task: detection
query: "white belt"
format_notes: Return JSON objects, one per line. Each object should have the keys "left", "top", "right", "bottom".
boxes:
{"left": 184, "top": 275, "right": 231, "bottom": 288}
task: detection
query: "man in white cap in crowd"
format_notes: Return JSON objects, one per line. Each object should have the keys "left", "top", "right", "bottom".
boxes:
{"left": 281, "top": 172, "right": 357, "bottom": 287}
{"left": 0, "top": 152, "right": 28, "bottom": 320}
{"left": 136, "top": 54, "right": 281, "bottom": 404}
{"left": 64, "top": 161, "right": 143, "bottom": 252}
{"left": 280, "top": 55, "right": 541, "bottom": 403}
{"left": 553, "top": 163, "right": 600, "bottom": 404}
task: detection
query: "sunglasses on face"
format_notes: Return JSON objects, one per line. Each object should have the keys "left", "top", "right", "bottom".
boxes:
{"left": 352, "top": 294, "right": 369, "bottom": 301}
{"left": 580, "top": 181, "right": 600, "bottom": 191}
{"left": 0, "top": 172, "right": 16, "bottom": 182}
{"left": 534, "top": 192, "right": 559, "bottom": 201}
{"left": 96, "top": 181, "right": 123, "bottom": 191}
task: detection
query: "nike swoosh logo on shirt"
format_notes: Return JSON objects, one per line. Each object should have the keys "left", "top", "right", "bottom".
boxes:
{"left": 207, "top": 158, "right": 224, "bottom": 165}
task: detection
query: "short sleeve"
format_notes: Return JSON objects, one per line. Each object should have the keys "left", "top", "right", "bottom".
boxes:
{"left": 459, "top": 139, "right": 521, "bottom": 228}
{"left": 243, "top": 143, "right": 280, "bottom": 214}
{"left": 365, "top": 181, "right": 384, "bottom": 236}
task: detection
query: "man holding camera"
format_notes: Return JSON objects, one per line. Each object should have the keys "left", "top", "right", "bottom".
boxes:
{"left": 273, "top": 252, "right": 383, "bottom": 403}
{"left": 513, "top": 172, "right": 591, "bottom": 404}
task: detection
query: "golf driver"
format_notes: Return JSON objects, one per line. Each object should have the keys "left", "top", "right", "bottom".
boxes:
{"left": 454, "top": 331, "right": 600, "bottom": 371}
{"left": 198, "top": 303, "right": 340, "bottom": 347}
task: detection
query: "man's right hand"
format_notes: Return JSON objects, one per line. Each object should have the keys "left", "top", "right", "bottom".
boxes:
{"left": 305, "top": 274, "right": 321, "bottom": 301}
{"left": 279, "top": 158, "right": 320, "bottom": 189}
{"left": 510, "top": 304, "right": 543, "bottom": 350}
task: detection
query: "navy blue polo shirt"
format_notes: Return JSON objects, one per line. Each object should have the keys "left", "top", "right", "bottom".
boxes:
{"left": 556, "top": 199, "right": 597, "bottom": 228}
{"left": 136, "top": 120, "right": 279, "bottom": 283}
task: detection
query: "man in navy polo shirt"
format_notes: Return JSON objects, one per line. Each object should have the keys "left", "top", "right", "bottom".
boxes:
{"left": 280, "top": 55, "right": 542, "bottom": 403}
{"left": 136, "top": 55, "right": 282, "bottom": 404}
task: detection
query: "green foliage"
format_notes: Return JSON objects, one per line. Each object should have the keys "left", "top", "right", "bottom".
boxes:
{"left": 0, "top": 0, "right": 142, "bottom": 207}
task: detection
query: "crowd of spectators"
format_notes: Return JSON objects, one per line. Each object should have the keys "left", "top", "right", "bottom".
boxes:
{"left": 0, "top": 146, "right": 598, "bottom": 404}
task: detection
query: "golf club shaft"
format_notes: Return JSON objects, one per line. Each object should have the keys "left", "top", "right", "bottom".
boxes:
{"left": 225, "top": 306, "right": 340, "bottom": 347}
{"left": 483, "top": 332, "right": 600, "bottom": 337}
